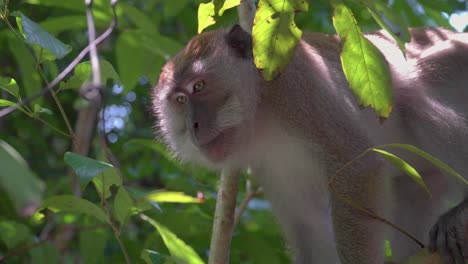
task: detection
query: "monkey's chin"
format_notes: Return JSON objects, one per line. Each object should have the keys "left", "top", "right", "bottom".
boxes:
{"left": 199, "top": 127, "right": 236, "bottom": 164}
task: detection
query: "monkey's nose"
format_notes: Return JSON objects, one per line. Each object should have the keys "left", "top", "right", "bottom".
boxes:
{"left": 193, "top": 122, "right": 199, "bottom": 130}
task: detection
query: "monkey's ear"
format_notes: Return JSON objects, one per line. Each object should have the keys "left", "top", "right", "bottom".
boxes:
{"left": 226, "top": 25, "right": 252, "bottom": 58}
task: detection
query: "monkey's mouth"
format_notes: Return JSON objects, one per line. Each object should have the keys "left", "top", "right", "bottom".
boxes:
{"left": 199, "top": 127, "right": 236, "bottom": 163}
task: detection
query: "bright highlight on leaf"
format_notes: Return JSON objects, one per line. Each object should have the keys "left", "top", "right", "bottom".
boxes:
{"left": 332, "top": 1, "right": 393, "bottom": 118}
{"left": 383, "top": 144, "right": 468, "bottom": 185}
{"left": 197, "top": 0, "right": 241, "bottom": 33}
{"left": 372, "top": 148, "right": 430, "bottom": 195}
{"left": 145, "top": 191, "right": 204, "bottom": 204}
{"left": 39, "top": 195, "right": 109, "bottom": 224}
{"left": 0, "top": 77, "right": 20, "bottom": 98}
{"left": 0, "top": 99, "right": 15, "bottom": 107}
{"left": 253, "top": 0, "right": 308, "bottom": 80}
{"left": 13, "top": 11, "right": 71, "bottom": 59}
{"left": 140, "top": 214, "right": 205, "bottom": 264}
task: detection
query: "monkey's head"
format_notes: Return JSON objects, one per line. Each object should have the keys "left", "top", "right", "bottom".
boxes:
{"left": 152, "top": 25, "right": 261, "bottom": 169}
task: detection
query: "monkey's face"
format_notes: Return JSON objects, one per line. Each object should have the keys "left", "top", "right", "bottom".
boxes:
{"left": 152, "top": 26, "right": 259, "bottom": 169}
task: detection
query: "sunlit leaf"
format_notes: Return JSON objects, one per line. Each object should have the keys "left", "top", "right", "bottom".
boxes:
{"left": 252, "top": 0, "right": 308, "bottom": 80}
{"left": 0, "top": 77, "right": 20, "bottom": 98}
{"left": 13, "top": 11, "right": 71, "bottom": 59}
{"left": 39, "top": 195, "right": 109, "bottom": 223}
{"left": 383, "top": 144, "right": 468, "bottom": 185}
{"left": 372, "top": 148, "right": 430, "bottom": 194}
{"left": 214, "top": 0, "right": 241, "bottom": 15}
{"left": 197, "top": 2, "right": 216, "bottom": 33}
{"left": 332, "top": 1, "right": 393, "bottom": 117}
{"left": 145, "top": 191, "right": 204, "bottom": 204}
{"left": 0, "top": 99, "right": 15, "bottom": 107}
{"left": 64, "top": 152, "right": 114, "bottom": 188}
{"left": 140, "top": 214, "right": 205, "bottom": 264}
{"left": 0, "top": 140, "right": 44, "bottom": 215}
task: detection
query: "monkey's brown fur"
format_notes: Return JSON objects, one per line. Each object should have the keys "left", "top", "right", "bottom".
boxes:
{"left": 153, "top": 26, "right": 468, "bottom": 263}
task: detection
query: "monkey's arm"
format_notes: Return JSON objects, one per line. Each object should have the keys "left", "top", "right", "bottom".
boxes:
{"left": 429, "top": 197, "right": 468, "bottom": 264}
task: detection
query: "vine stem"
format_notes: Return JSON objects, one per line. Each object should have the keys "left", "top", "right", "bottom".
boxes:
{"left": 327, "top": 147, "right": 424, "bottom": 248}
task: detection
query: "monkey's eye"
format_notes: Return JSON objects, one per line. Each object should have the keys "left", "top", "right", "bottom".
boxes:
{"left": 175, "top": 93, "right": 187, "bottom": 104}
{"left": 193, "top": 80, "right": 205, "bottom": 94}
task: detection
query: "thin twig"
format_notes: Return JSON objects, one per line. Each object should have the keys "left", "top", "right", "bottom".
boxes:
{"left": 0, "top": 16, "right": 116, "bottom": 118}
{"left": 233, "top": 180, "right": 262, "bottom": 228}
{"left": 208, "top": 168, "right": 242, "bottom": 264}
{"left": 84, "top": 1, "right": 129, "bottom": 262}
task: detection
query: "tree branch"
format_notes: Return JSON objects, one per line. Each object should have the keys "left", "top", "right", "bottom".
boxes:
{"left": 208, "top": 168, "right": 241, "bottom": 264}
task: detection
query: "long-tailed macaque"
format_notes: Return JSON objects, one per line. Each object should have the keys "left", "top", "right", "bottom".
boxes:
{"left": 151, "top": 25, "right": 468, "bottom": 263}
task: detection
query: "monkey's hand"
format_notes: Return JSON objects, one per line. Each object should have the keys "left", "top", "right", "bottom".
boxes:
{"left": 429, "top": 198, "right": 468, "bottom": 264}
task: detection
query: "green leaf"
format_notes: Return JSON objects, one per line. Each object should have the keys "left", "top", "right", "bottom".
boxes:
{"left": 0, "top": 99, "right": 15, "bottom": 107}
{"left": 214, "top": 0, "right": 241, "bottom": 16}
{"left": 64, "top": 152, "right": 114, "bottom": 188}
{"left": 116, "top": 31, "right": 146, "bottom": 91}
{"left": 59, "top": 60, "right": 121, "bottom": 90}
{"left": 125, "top": 139, "right": 174, "bottom": 165}
{"left": 34, "top": 104, "right": 53, "bottom": 116}
{"left": 39, "top": 195, "right": 109, "bottom": 223}
{"left": 79, "top": 227, "right": 109, "bottom": 264}
{"left": 372, "top": 148, "right": 430, "bottom": 195}
{"left": 116, "top": 31, "right": 172, "bottom": 91}
{"left": 0, "top": 221, "right": 31, "bottom": 249}
{"left": 7, "top": 34, "right": 42, "bottom": 104}
{"left": 0, "top": 140, "right": 44, "bottom": 215}
{"left": 163, "top": 0, "right": 190, "bottom": 18}
{"left": 0, "top": 77, "right": 20, "bottom": 98}
{"left": 140, "top": 214, "right": 205, "bottom": 264}
{"left": 29, "top": 242, "right": 60, "bottom": 264}
{"left": 252, "top": 0, "right": 308, "bottom": 80}
{"left": 145, "top": 191, "right": 204, "bottom": 204}
{"left": 39, "top": 15, "right": 87, "bottom": 34}
{"left": 383, "top": 144, "right": 468, "bottom": 185}
{"left": 92, "top": 169, "right": 122, "bottom": 199}
{"left": 118, "top": 3, "right": 158, "bottom": 32}
{"left": 332, "top": 2, "right": 393, "bottom": 118}
{"left": 197, "top": 2, "right": 216, "bottom": 33}
{"left": 113, "top": 186, "right": 133, "bottom": 226}
{"left": 13, "top": 11, "right": 71, "bottom": 59}
{"left": 362, "top": 0, "right": 410, "bottom": 53}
